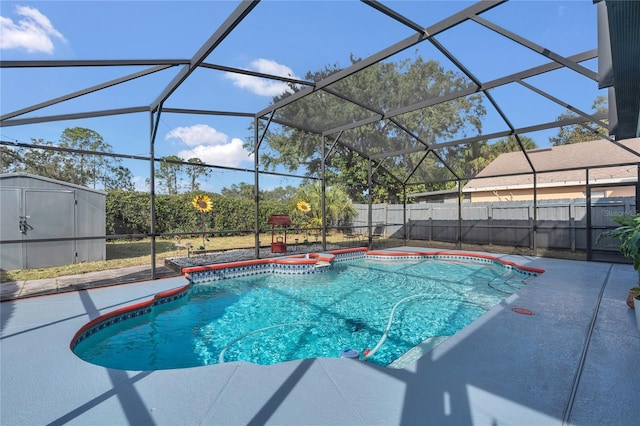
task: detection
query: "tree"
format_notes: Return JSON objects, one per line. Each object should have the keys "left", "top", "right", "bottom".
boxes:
{"left": 104, "top": 166, "right": 135, "bottom": 191}
{"left": 185, "top": 157, "right": 212, "bottom": 192}
{"left": 19, "top": 140, "right": 68, "bottom": 180}
{"left": 454, "top": 140, "right": 496, "bottom": 178}
{"left": 0, "top": 145, "right": 23, "bottom": 173}
{"left": 442, "top": 135, "right": 537, "bottom": 179}
{"left": 492, "top": 135, "right": 537, "bottom": 152}
{"left": 549, "top": 96, "right": 608, "bottom": 146}
{"left": 221, "top": 182, "right": 255, "bottom": 199}
{"left": 262, "top": 185, "right": 298, "bottom": 202}
{"left": 1, "top": 128, "right": 134, "bottom": 190}
{"left": 153, "top": 156, "right": 213, "bottom": 194}
{"left": 292, "top": 181, "right": 357, "bottom": 228}
{"left": 220, "top": 183, "right": 298, "bottom": 202}
{"left": 155, "top": 155, "right": 183, "bottom": 194}
{"left": 247, "top": 56, "right": 486, "bottom": 202}
{"left": 58, "top": 127, "right": 117, "bottom": 189}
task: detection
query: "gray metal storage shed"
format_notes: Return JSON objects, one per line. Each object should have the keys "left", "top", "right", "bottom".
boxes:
{"left": 0, "top": 173, "right": 106, "bottom": 270}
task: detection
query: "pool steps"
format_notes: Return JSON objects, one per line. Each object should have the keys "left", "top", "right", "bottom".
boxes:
{"left": 488, "top": 272, "right": 528, "bottom": 294}
{"left": 387, "top": 336, "right": 451, "bottom": 369}
{"left": 70, "top": 249, "right": 544, "bottom": 352}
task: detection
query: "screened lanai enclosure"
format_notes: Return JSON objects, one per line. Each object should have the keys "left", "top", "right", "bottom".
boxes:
{"left": 1, "top": 0, "right": 639, "bottom": 284}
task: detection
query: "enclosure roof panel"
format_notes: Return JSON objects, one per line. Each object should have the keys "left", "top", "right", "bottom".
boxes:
{"left": 1, "top": 0, "right": 638, "bottom": 188}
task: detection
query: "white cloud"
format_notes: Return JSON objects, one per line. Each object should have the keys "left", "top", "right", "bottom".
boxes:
{"left": 0, "top": 5, "right": 66, "bottom": 53}
{"left": 166, "top": 124, "right": 228, "bottom": 147}
{"left": 177, "top": 138, "right": 253, "bottom": 168}
{"left": 166, "top": 124, "right": 253, "bottom": 167}
{"left": 224, "top": 58, "right": 299, "bottom": 96}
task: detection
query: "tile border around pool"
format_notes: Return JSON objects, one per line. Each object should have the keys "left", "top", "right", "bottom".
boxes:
{"left": 183, "top": 247, "right": 368, "bottom": 283}
{"left": 70, "top": 248, "right": 543, "bottom": 352}
{"left": 366, "top": 250, "right": 545, "bottom": 276}
{"left": 70, "top": 283, "right": 191, "bottom": 350}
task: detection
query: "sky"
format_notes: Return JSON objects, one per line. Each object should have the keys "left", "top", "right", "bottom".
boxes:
{"left": 0, "top": 1, "right": 605, "bottom": 192}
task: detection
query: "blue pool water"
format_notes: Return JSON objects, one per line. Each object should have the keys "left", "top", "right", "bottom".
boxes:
{"left": 73, "top": 258, "right": 531, "bottom": 370}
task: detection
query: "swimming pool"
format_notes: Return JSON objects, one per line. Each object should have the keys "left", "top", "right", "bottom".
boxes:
{"left": 71, "top": 249, "right": 542, "bottom": 370}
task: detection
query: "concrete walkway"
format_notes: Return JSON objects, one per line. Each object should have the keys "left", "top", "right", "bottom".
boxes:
{"left": 1, "top": 264, "right": 179, "bottom": 301}
{"left": 1, "top": 250, "right": 639, "bottom": 425}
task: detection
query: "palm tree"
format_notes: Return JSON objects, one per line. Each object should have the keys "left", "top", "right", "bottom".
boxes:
{"left": 293, "top": 182, "right": 357, "bottom": 229}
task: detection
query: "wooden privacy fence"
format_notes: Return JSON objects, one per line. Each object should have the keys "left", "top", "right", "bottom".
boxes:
{"left": 351, "top": 197, "right": 637, "bottom": 252}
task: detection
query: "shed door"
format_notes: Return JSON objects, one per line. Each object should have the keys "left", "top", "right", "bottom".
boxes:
{"left": 24, "top": 190, "right": 76, "bottom": 268}
{"left": 0, "top": 188, "right": 23, "bottom": 270}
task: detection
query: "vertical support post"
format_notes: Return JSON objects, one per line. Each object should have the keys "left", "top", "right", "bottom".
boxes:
{"left": 457, "top": 180, "right": 462, "bottom": 249}
{"left": 149, "top": 104, "right": 163, "bottom": 280}
{"left": 321, "top": 136, "right": 327, "bottom": 251}
{"left": 636, "top": 165, "right": 640, "bottom": 214}
{"left": 402, "top": 186, "right": 407, "bottom": 243}
{"left": 367, "top": 158, "right": 373, "bottom": 248}
{"left": 570, "top": 201, "right": 576, "bottom": 252}
{"left": 488, "top": 205, "right": 493, "bottom": 246}
{"left": 528, "top": 204, "right": 533, "bottom": 250}
{"left": 586, "top": 169, "right": 592, "bottom": 261}
{"left": 254, "top": 116, "right": 261, "bottom": 259}
{"left": 533, "top": 172, "right": 538, "bottom": 256}
{"left": 384, "top": 203, "right": 389, "bottom": 232}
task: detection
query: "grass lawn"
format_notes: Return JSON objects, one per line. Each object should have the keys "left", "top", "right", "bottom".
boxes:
{"left": 1, "top": 233, "right": 586, "bottom": 283}
{"left": 0, "top": 232, "right": 351, "bottom": 282}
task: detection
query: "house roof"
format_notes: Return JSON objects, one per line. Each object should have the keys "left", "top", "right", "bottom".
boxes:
{"left": 407, "top": 189, "right": 459, "bottom": 199}
{"left": 463, "top": 138, "right": 640, "bottom": 192}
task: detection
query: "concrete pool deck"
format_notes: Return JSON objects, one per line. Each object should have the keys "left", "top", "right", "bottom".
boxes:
{"left": 1, "top": 247, "right": 639, "bottom": 425}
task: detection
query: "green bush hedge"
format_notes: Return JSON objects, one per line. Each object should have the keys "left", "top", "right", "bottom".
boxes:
{"left": 106, "top": 191, "right": 289, "bottom": 236}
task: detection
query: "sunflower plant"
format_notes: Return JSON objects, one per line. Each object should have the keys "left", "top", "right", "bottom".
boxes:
{"left": 192, "top": 194, "right": 213, "bottom": 249}
{"left": 192, "top": 195, "right": 213, "bottom": 212}
{"left": 297, "top": 201, "right": 311, "bottom": 213}
{"left": 294, "top": 200, "right": 319, "bottom": 239}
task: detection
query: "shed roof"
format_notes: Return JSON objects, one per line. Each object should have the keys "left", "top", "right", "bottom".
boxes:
{"left": 0, "top": 173, "right": 107, "bottom": 195}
